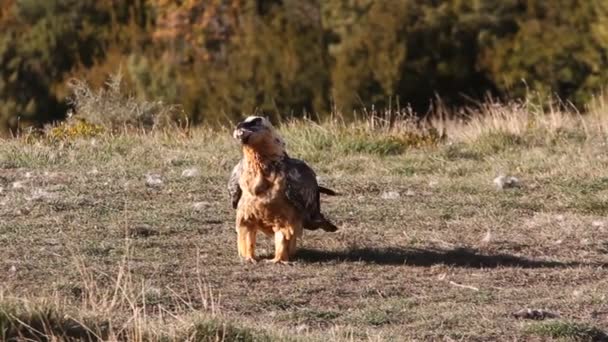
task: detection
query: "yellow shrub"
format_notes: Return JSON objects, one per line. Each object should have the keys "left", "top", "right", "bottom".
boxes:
{"left": 47, "top": 119, "right": 105, "bottom": 142}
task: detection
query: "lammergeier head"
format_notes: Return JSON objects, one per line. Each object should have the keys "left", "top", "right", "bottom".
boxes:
{"left": 232, "top": 116, "right": 286, "bottom": 154}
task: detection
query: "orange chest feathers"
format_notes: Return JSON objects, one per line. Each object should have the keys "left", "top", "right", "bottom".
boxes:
{"left": 237, "top": 161, "right": 300, "bottom": 230}
{"left": 239, "top": 167, "right": 286, "bottom": 201}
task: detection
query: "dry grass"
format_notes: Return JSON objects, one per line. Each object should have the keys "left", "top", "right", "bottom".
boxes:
{"left": 65, "top": 73, "right": 187, "bottom": 132}
{"left": 2, "top": 100, "right": 608, "bottom": 341}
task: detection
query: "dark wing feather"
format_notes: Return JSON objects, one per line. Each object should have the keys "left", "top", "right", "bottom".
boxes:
{"left": 284, "top": 158, "right": 319, "bottom": 220}
{"left": 228, "top": 160, "right": 243, "bottom": 209}
{"left": 284, "top": 158, "right": 337, "bottom": 231}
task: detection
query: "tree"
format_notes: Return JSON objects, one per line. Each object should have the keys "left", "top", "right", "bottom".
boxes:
{"left": 478, "top": 0, "right": 608, "bottom": 105}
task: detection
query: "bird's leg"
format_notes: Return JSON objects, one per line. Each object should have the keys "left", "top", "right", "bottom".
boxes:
{"left": 237, "top": 225, "right": 257, "bottom": 263}
{"left": 267, "top": 230, "right": 292, "bottom": 264}
{"left": 237, "top": 227, "right": 245, "bottom": 257}
{"left": 288, "top": 234, "right": 298, "bottom": 258}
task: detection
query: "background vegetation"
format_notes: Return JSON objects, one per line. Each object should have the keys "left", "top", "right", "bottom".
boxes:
{"left": 2, "top": 0, "right": 608, "bottom": 134}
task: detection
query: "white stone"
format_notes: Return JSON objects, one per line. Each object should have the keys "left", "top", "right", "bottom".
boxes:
{"left": 193, "top": 201, "right": 210, "bottom": 211}
{"left": 381, "top": 191, "right": 400, "bottom": 200}
{"left": 27, "top": 189, "right": 56, "bottom": 201}
{"left": 481, "top": 230, "right": 492, "bottom": 243}
{"left": 493, "top": 175, "right": 520, "bottom": 190}
{"left": 12, "top": 181, "right": 26, "bottom": 189}
{"left": 145, "top": 174, "right": 163, "bottom": 188}
{"left": 181, "top": 168, "right": 201, "bottom": 178}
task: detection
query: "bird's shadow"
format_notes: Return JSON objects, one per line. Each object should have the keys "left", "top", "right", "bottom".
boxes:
{"left": 296, "top": 246, "right": 596, "bottom": 268}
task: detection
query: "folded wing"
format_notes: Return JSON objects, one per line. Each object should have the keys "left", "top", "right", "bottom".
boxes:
{"left": 284, "top": 158, "right": 337, "bottom": 232}
{"left": 227, "top": 160, "right": 243, "bottom": 209}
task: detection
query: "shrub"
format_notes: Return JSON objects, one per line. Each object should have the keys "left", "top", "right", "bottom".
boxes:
{"left": 66, "top": 73, "right": 187, "bottom": 132}
{"left": 46, "top": 119, "right": 105, "bottom": 142}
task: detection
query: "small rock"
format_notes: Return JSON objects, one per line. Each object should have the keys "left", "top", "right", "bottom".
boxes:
{"left": 511, "top": 308, "right": 559, "bottom": 320}
{"left": 128, "top": 225, "right": 159, "bottom": 238}
{"left": 481, "top": 230, "right": 492, "bottom": 243}
{"left": 555, "top": 214, "right": 565, "bottom": 221}
{"left": 428, "top": 180, "right": 439, "bottom": 188}
{"left": 592, "top": 220, "right": 605, "bottom": 228}
{"left": 17, "top": 207, "right": 31, "bottom": 215}
{"left": 295, "top": 324, "right": 308, "bottom": 333}
{"left": 27, "top": 189, "right": 56, "bottom": 201}
{"left": 181, "top": 168, "right": 201, "bottom": 178}
{"left": 405, "top": 189, "right": 416, "bottom": 197}
{"left": 493, "top": 175, "right": 520, "bottom": 190}
{"left": 24, "top": 172, "right": 33, "bottom": 178}
{"left": 193, "top": 201, "right": 210, "bottom": 211}
{"left": 145, "top": 174, "right": 163, "bottom": 188}
{"left": 12, "top": 181, "right": 26, "bottom": 189}
{"left": 8, "top": 265, "right": 16, "bottom": 275}
{"left": 88, "top": 168, "right": 99, "bottom": 175}
{"left": 381, "top": 191, "right": 400, "bottom": 200}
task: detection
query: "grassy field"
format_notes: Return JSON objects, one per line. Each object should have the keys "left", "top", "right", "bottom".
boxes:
{"left": 1, "top": 102, "right": 608, "bottom": 341}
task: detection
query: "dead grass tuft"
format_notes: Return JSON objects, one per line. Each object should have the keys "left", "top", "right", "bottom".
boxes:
{"left": 66, "top": 73, "right": 187, "bottom": 132}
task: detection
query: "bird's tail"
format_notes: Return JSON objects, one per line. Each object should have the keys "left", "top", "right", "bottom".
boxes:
{"left": 319, "top": 186, "right": 338, "bottom": 196}
{"left": 305, "top": 215, "right": 338, "bottom": 232}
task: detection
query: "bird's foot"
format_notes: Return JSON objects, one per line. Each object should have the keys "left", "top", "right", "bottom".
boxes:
{"left": 240, "top": 256, "right": 258, "bottom": 264}
{"left": 265, "top": 258, "right": 294, "bottom": 265}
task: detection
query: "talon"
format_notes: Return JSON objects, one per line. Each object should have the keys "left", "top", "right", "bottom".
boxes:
{"left": 266, "top": 258, "right": 293, "bottom": 265}
{"left": 241, "top": 257, "right": 258, "bottom": 264}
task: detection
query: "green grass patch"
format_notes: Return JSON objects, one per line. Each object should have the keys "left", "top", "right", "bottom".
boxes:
{"left": 190, "top": 320, "right": 279, "bottom": 342}
{"left": 525, "top": 321, "right": 608, "bottom": 341}
{"left": 472, "top": 131, "right": 526, "bottom": 153}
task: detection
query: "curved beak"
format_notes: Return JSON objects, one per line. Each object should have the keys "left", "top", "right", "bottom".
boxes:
{"left": 233, "top": 124, "right": 253, "bottom": 144}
